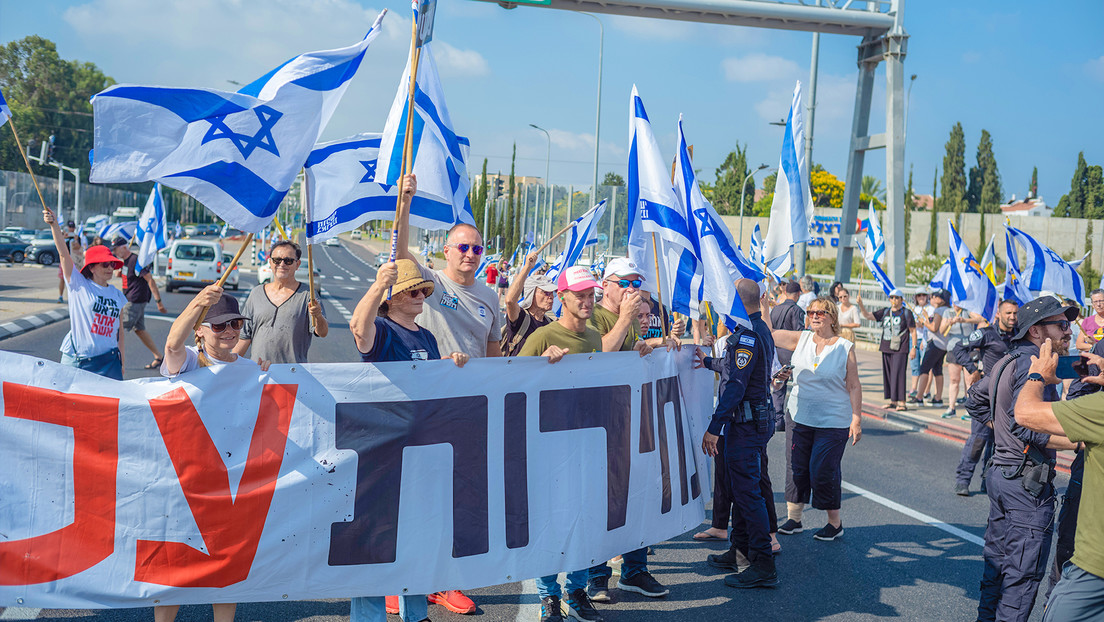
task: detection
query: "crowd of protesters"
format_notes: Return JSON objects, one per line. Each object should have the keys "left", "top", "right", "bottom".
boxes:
{"left": 35, "top": 180, "right": 1104, "bottom": 622}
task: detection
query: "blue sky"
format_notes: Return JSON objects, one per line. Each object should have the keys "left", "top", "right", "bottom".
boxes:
{"left": 1, "top": 0, "right": 1102, "bottom": 204}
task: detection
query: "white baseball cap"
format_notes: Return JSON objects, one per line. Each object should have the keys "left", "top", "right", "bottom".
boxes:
{"left": 602, "top": 257, "right": 645, "bottom": 281}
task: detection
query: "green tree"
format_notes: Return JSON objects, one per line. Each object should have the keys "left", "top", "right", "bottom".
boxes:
{"left": 712, "top": 145, "right": 754, "bottom": 215}
{"left": 861, "top": 176, "right": 886, "bottom": 202}
{"left": 751, "top": 171, "right": 777, "bottom": 216}
{"left": 505, "top": 143, "right": 518, "bottom": 253}
{"left": 1055, "top": 152, "right": 1089, "bottom": 218}
{"left": 596, "top": 171, "right": 627, "bottom": 253}
{"left": 0, "top": 36, "right": 115, "bottom": 186}
{"left": 971, "top": 129, "right": 1002, "bottom": 255}
{"left": 928, "top": 168, "right": 939, "bottom": 255}
{"left": 471, "top": 158, "right": 488, "bottom": 232}
{"left": 602, "top": 172, "right": 625, "bottom": 187}
{"left": 939, "top": 123, "right": 967, "bottom": 226}
{"left": 1029, "top": 166, "right": 1038, "bottom": 198}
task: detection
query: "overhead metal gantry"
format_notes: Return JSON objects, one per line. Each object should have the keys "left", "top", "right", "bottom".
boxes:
{"left": 475, "top": 0, "right": 910, "bottom": 286}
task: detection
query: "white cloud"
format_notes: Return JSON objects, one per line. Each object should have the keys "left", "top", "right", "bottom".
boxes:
{"left": 722, "top": 53, "right": 801, "bottom": 83}
{"left": 433, "top": 41, "right": 490, "bottom": 78}
{"left": 1087, "top": 56, "right": 1104, "bottom": 82}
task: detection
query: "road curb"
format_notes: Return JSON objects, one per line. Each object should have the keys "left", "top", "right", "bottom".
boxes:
{"left": 0, "top": 308, "right": 69, "bottom": 341}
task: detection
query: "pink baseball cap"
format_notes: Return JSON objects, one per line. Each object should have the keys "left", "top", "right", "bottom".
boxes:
{"left": 557, "top": 266, "right": 602, "bottom": 293}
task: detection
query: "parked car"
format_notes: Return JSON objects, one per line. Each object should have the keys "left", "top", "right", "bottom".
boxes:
{"left": 374, "top": 251, "right": 390, "bottom": 267}
{"left": 324, "top": 237, "right": 341, "bottom": 247}
{"left": 3, "top": 227, "right": 36, "bottom": 243}
{"left": 0, "top": 234, "right": 27, "bottom": 263}
{"left": 26, "top": 232, "right": 59, "bottom": 265}
{"left": 183, "top": 224, "right": 198, "bottom": 237}
{"left": 165, "top": 240, "right": 239, "bottom": 292}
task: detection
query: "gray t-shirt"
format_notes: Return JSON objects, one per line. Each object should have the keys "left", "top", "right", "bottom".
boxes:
{"left": 416, "top": 264, "right": 501, "bottom": 357}
{"left": 927, "top": 305, "right": 953, "bottom": 351}
{"left": 240, "top": 282, "right": 324, "bottom": 364}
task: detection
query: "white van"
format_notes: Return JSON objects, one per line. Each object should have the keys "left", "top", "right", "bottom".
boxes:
{"left": 165, "top": 240, "right": 239, "bottom": 292}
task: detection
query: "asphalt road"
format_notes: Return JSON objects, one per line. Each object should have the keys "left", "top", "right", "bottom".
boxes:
{"left": 0, "top": 240, "right": 1069, "bottom": 621}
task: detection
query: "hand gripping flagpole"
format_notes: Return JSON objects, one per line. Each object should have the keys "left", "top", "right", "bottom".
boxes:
{"left": 193, "top": 232, "right": 254, "bottom": 330}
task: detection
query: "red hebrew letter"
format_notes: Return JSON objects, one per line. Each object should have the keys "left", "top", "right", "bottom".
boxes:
{"left": 135, "top": 383, "right": 296, "bottom": 587}
{"left": 0, "top": 382, "right": 119, "bottom": 585}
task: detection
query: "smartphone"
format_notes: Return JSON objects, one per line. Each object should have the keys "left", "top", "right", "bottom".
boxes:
{"left": 1056, "top": 355, "right": 1090, "bottom": 380}
{"left": 772, "top": 364, "right": 795, "bottom": 380}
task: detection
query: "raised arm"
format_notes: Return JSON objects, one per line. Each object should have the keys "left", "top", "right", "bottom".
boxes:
{"left": 42, "top": 208, "right": 74, "bottom": 281}
{"left": 855, "top": 294, "right": 876, "bottom": 321}
{"left": 392, "top": 174, "right": 418, "bottom": 263}
{"left": 601, "top": 292, "right": 642, "bottom": 353}
{"left": 165, "top": 285, "right": 223, "bottom": 376}
{"left": 505, "top": 251, "right": 539, "bottom": 324}
{"left": 770, "top": 329, "right": 802, "bottom": 351}
{"left": 350, "top": 262, "right": 397, "bottom": 353}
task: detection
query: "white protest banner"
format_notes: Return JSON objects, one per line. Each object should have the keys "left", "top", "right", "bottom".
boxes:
{"left": 0, "top": 349, "right": 710, "bottom": 608}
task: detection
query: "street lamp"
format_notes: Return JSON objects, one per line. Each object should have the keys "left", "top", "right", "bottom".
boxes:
{"left": 904, "top": 74, "right": 917, "bottom": 142}
{"left": 579, "top": 12, "right": 603, "bottom": 211}
{"left": 529, "top": 124, "right": 551, "bottom": 244}
{"left": 738, "top": 164, "right": 771, "bottom": 243}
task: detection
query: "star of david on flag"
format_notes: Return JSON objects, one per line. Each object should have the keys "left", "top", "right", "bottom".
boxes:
{"left": 304, "top": 132, "right": 474, "bottom": 244}
{"left": 0, "top": 86, "right": 11, "bottom": 128}
{"left": 947, "top": 219, "right": 998, "bottom": 319}
{"left": 1005, "top": 225, "right": 1085, "bottom": 305}
{"left": 135, "top": 184, "right": 167, "bottom": 271}
{"left": 89, "top": 11, "right": 387, "bottom": 234}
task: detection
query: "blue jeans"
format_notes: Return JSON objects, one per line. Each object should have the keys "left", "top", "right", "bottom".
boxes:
{"left": 590, "top": 547, "right": 648, "bottom": 582}
{"left": 350, "top": 595, "right": 427, "bottom": 622}
{"left": 910, "top": 339, "right": 926, "bottom": 377}
{"left": 536, "top": 570, "right": 589, "bottom": 598}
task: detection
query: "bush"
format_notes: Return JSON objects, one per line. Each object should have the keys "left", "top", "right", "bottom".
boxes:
{"left": 907, "top": 254, "right": 946, "bottom": 287}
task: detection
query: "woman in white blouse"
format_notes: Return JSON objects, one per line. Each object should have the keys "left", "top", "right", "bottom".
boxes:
{"left": 837, "top": 287, "right": 861, "bottom": 343}
{"left": 768, "top": 296, "right": 863, "bottom": 542}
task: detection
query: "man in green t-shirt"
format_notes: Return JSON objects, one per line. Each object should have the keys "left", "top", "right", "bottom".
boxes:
{"left": 519, "top": 265, "right": 605, "bottom": 622}
{"left": 588, "top": 257, "right": 652, "bottom": 355}
{"left": 1016, "top": 337, "right": 1104, "bottom": 621}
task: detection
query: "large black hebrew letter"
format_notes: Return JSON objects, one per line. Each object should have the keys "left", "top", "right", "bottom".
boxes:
{"left": 640, "top": 380, "right": 673, "bottom": 514}
{"left": 504, "top": 392, "right": 529, "bottom": 549}
{"left": 328, "top": 396, "right": 489, "bottom": 565}
{"left": 656, "top": 376, "right": 701, "bottom": 504}
{"left": 539, "top": 385, "right": 631, "bottom": 531}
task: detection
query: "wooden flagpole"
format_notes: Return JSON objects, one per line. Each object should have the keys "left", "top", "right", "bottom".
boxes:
{"left": 302, "top": 171, "right": 317, "bottom": 305}
{"left": 534, "top": 220, "right": 577, "bottom": 256}
{"left": 388, "top": 15, "right": 423, "bottom": 264}
{"left": 7, "top": 121, "right": 51, "bottom": 214}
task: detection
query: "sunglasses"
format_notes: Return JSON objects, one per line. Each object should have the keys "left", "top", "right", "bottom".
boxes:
{"left": 203, "top": 319, "right": 244, "bottom": 332}
{"left": 614, "top": 279, "right": 642, "bottom": 289}
{"left": 270, "top": 256, "right": 298, "bottom": 266}
{"left": 91, "top": 261, "right": 116, "bottom": 269}
{"left": 448, "top": 243, "right": 484, "bottom": 255}
{"left": 808, "top": 310, "right": 829, "bottom": 318}
{"left": 1036, "top": 319, "right": 1071, "bottom": 331}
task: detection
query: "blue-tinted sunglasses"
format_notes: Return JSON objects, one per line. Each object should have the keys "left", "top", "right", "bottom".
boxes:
{"left": 449, "top": 243, "right": 484, "bottom": 255}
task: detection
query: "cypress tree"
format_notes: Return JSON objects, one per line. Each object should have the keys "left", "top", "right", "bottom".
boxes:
{"left": 940, "top": 123, "right": 967, "bottom": 227}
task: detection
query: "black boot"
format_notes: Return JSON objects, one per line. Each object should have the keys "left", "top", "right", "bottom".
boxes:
{"left": 724, "top": 557, "right": 778, "bottom": 588}
{"left": 707, "top": 547, "right": 747, "bottom": 572}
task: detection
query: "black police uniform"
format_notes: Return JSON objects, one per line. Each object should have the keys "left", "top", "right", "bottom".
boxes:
{"left": 953, "top": 324, "right": 1015, "bottom": 491}
{"left": 703, "top": 311, "right": 777, "bottom": 585}
{"left": 967, "top": 342, "right": 1060, "bottom": 622}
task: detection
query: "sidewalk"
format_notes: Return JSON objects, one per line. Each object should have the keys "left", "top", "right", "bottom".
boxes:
{"left": 0, "top": 263, "right": 69, "bottom": 337}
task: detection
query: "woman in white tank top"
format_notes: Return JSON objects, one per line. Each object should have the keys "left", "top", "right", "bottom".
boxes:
{"left": 766, "top": 296, "right": 863, "bottom": 542}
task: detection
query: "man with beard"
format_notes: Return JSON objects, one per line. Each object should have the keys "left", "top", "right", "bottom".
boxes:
{"left": 966, "top": 296, "right": 1080, "bottom": 622}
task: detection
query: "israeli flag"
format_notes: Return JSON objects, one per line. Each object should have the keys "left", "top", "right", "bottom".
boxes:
{"left": 90, "top": 11, "right": 387, "bottom": 234}
{"left": 749, "top": 223, "right": 764, "bottom": 267}
{"left": 475, "top": 252, "right": 502, "bottom": 280}
{"left": 135, "top": 184, "right": 167, "bottom": 270}
{"left": 864, "top": 203, "right": 886, "bottom": 265}
{"left": 1005, "top": 225, "right": 1085, "bottom": 305}
{"left": 761, "top": 82, "right": 814, "bottom": 278}
{"left": 930, "top": 259, "right": 951, "bottom": 291}
{"left": 99, "top": 221, "right": 138, "bottom": 242}
{"left": 374, "top": 42, "right": 472, "bottom": 230}
{"left": 544, "top": 200, "right": 606, "bottom": 283}
{"left": 304, "top": 132, "right": 473, "bottom": 243}
{"left": 979, "top": 235, "right": 997, "bottom": 285}
{"left": 947, "top": 220, "right": 998, "bottom": 318}
{"left": 0, "top": 86, "right": 10, "bottom": 127}
{"left": 858, "top": 244, "right": 897, "bottom": 296}
{"left": 626, "top": 86, "right": 695, "bottom": 312}
{"left": 674, "top": 117, "right": 762, "bottom": 328}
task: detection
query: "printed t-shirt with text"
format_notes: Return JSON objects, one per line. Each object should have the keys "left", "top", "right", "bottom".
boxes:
{"left": 416, "top": 264, "right": 502, "bottom": 357}
{"left": 60, "top": 270, "right": 127, "bottom": 358}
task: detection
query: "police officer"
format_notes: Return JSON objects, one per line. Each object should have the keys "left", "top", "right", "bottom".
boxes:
{"left": 951, "top": 298, "right": 1018, "bottom": 495}
{"left": 697, "top": 279, "right": 778, "bottom": 589}
{"left": 965, "top": 296, "right": 1080, "bottom": 622}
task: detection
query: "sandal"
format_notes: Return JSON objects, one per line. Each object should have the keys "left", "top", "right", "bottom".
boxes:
{"left": 144, "top": 358, "right": 164, "bottom": 370}
{"left": 883, "top": 402, "right": 896, "bottom": 409}
{"left": 895, "top": 404, "right": 907, "bottom": 412}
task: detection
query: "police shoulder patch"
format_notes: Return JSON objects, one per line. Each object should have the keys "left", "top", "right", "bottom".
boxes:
{"left": 969, "top": 329, "right": 983, "bottom": 342}
{"left": 738, "top": 334, "right": 757, "bottom": 347}
{"left": 735, "top": 348, "right": 753, "bottom": 369}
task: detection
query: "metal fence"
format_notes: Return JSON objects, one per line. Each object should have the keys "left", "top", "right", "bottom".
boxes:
{"left": 0, "top": 170, "right": 148, "bottom": 230}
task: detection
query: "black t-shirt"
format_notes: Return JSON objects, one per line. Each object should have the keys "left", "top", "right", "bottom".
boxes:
{"left": 122, "top": 254, "right": 152, "bottom": 304}
{"left": 643, "top": 299, "right": 671, "bottom": 340}
{"left": 872, "top": 306, "right": 915, "bottom": 354}
{"left": 360, "top": 316, "right": 441, "bottom": 363}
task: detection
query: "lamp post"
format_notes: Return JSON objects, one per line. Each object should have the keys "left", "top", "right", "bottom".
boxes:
{"left": 579, "top": 12, "right": 603, "bottom": 211}
{"left": 738, "top": 164, "right": 771, "bottom": 244}
{"left": 529, "top": 124, "right": 551, "bottom": 244}
{"left": 904, "top": 74, "right": 917, "bottom": 141}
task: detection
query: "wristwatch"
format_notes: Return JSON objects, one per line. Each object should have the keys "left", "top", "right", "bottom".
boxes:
{"left": 1027, "top": 372, "right": 1045, "bottom": 383}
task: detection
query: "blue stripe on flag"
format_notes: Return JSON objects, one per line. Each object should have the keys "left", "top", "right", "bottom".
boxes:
{"left": 290, "top": 51, "right": 366, "bottom": 91}
{"left": 102, "top": 86, "right": 247, "bottom": 122}
{"left": 413, "top": 86, "right": 465, "bottom": 162}
{"left": 305, "top": 137, "right": 382, "bottom": 168}
{"left": 166, "top": 161, "right": 287, "bottom": 219}
{"left": 671, "top": 249, "right": 697, "bottom": 316}
{"left": 627, "top": 135, "right": 639, "bottom": 238}
{"left": 384, "top": 99, "right": 426, "bottom": 185}
{"left": 633, "top": 95, "right": 648, "bottom": 121}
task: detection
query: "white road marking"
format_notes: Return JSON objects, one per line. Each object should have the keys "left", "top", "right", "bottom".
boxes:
{"left": 333, "top": 275, "right": 344, "bottom": 280}
{"left": 0, "top": 607, "right": 42, "bottom": 620}
{"left": 319, "top": 288, "right": 354, "bottom": 322}
{"left": 841, "top": 481, "right": 985, "bottom": 546}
